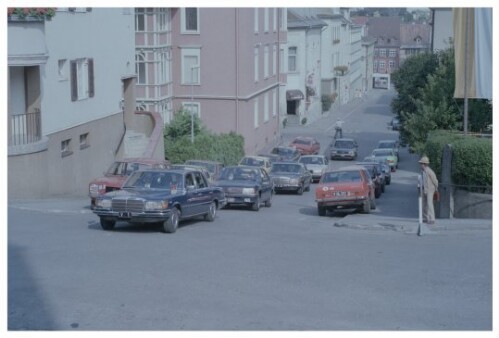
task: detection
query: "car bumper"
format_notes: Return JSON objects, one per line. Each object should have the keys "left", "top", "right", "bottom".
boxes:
{"left": 330, "top": 153, "right": 356, "bottom": 160}
{"left": 224, "top": 195, "right": 258, "bottom": 206}
{"left": 316, "top": 196, "right": 367, "bottom": 208}
{"left": 93, "top": 209, "right": 172, "bottom": 223}
{"left": 274, "top": 184, "right": 301, "bottom": 191}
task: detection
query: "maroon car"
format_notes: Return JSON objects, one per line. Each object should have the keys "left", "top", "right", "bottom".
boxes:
{"left": 88, "top": 158, "right": 169, "bottom": 209}
{"left": 289, "top": 136, "right": 321, "bottom": 155}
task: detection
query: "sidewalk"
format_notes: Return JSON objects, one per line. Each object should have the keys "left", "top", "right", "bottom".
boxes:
{"left": 9, "top": 196, "right": 93, "bottom": 215}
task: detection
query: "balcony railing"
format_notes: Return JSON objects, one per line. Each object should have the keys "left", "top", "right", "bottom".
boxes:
{"left": 9, "top": 111, "right": 41, "bottom": 146}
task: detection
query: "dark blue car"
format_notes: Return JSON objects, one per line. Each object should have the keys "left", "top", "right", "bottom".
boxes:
{"left": 215, "top": 165, "right": 274, "bottom": 211}
{"left": 93, "top": 169, "right": 226, "bottom": 233}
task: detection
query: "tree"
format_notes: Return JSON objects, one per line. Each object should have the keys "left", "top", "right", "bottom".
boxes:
{"left": 164, "top": 110, "right": 204, "bottom": 140}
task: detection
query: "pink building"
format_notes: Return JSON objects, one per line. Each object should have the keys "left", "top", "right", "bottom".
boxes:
{"left": 171, "top": 8, "right": 287, "bottom": 155}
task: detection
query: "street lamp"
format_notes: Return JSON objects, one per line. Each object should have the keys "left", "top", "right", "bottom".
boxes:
{"left": 190, "top": 65, "right": 200, "bottom": 143}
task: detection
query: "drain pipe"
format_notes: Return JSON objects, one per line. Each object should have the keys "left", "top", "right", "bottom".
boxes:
{"left": 235, "top": 8, "right": 239, "bottom": 133}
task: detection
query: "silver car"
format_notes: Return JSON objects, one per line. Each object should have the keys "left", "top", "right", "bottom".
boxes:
{"left": 299, "top": 155, "right": 329, "bottom": 182}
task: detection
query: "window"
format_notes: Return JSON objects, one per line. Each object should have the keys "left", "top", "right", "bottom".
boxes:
{"left": 58, "top": 59, "right": 67, "bottom": 80}
{"left": 264, "top": 8, "right": 269, "bottom": 33}
{"left": 389, "top": 60, "right": 395, "bottom": 69}
{"left": 264, "top": 45, "right": 269, "bottom": 78}
{"left": 272, "top": 45, "right": 277, "bottom": 76}
{"left": 182, "top": 102, "right": 200, "bottom": 118}
{"left": 158, "top": 8, "right": 169, "bottom": 32}
{"left": 374, "top": 49, "right": 379, "bottom": 56}
{"left": 389, "top": 49, "right": 397, "bottom": 57}
{"left": 135, "top": 8, "right": 145, "bottom": 31}
{"left": 61, "top": 139, "right": 72, "bottom": 157}
{"left": 254, "top": 46, "right": 259, "bottom": 82}
{"left": 254, "top": 98, "right": 259, "bottom": 128}
{"left": 254, "top": 8, "right": 259, "bottom": 33}
{"left": 264, "top": 93, "right": 269, "bottom": 122}
{"left": 379, "top": 61, "right": 385, "bottom": 69}
{"left": 70, "top": 58, "right": 94, "bottom": 101}
{"left": 273, "top": 8, "right": 277, "bottom": 32}
{"left": 272, "top": 89, "right": 277, "bottom": 117}
{"left": 80, "top": 133, "right": 89, "bottom": 150}
{"left": 374, "top": 60, "right": 378, "bottom": 70}
{"left": 379, "top": 49, "right": 386, "bottom": 57}
{"left": 181, "top": 8, "right": 199, "bottom": 33}
{"left": 181, "top": 48, "right": 200, "bottom": 84}
{"left": 288, "top": 47, "right": 297, "bottom": 72}
{"left": 159, "top": 50, "right": 170, "bottom": 84}
{"left": 136, "top": 52, "right": 146, "bottom": 85}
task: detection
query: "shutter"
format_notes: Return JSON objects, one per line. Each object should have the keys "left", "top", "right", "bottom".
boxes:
{"left": 88, "top": 58, "right": 94, "bottom": 98}
{"left": 70, "top": 60, "right": 77, "bottom": 101}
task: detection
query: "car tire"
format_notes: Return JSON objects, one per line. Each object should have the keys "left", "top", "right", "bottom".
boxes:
{"left": 305, "top": 180, "right": 311, "bottom": 191}
{"left": 381, "top": 183, "right": 385, "bottom": 193}
{"left": 264, "top": 191, "right": 273, "bottom": 207}
{"left": 251, "top": 196, "right": 260, "bottom": 211}
{"left": 100, "top": 218, "right": 116, "bottom": 230}
{"left": 370, "top": 197, "right": 376, "bottom": 210}
{"left": 204, "top": 201, "right": 217, "bottom": 222}
{"left": 375, "top": 187, "right": 381, "bottom": 199}
{"left": 163, "top": 208, "right": 180, "bottom": 233}
{"left": 317, "top": 205, "right": 326, "bottom": 216}
{"left": 297, "top": 184, "right": 304, "bottom": 195}
{"left": 386, "top": 178, "right": 391, "bottom": 185}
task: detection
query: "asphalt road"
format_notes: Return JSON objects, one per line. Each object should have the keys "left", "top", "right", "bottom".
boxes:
{"left": 7, "top": 89, "right": 492, "bottom": 331}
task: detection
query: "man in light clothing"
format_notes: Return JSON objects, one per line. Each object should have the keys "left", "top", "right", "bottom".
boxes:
{"left": 419, "top": 156, "right": 439, "bottom": 224}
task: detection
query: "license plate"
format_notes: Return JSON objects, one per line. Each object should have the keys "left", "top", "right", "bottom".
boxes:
{"left": 227, "top": 198, "right": 235, "bottom": 203}
{"left": 334, "top": 191, "right": 348, "bottom": 196}
{"left": 119, "top": 211, "right": 131, "bottom": 218}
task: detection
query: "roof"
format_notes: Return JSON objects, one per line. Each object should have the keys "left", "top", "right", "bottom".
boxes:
{"left": 287, "top": 9, "right": 328, "bottom": 29}
{"left": 399, "top": 23, "right": 431, "bottom": 47}
{"left": 367, "top": 16, "right": 401, "bottom": 46}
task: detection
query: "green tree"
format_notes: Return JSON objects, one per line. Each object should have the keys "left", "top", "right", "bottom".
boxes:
{"left": 164, "top": 110, "right": 204, "bottom": 140}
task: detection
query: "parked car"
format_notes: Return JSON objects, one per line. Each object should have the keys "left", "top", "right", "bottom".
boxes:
{"left": 257, "top": 153, "right": 281, "bottom": 163}
{"left": 371, "top": 148, "right": 398, "bottom": 171}
{"left": 270, "top": 146, "right": 301, "bottom": 162}
{"left": 184, "top": 160, "right": 224, "bottom": 181}
{"left": 269, "top": 162, "right": 312, "bottom": 195}
{"left": 315, "top": 165, "right": 376, "bottom": 215}
{"left": 330, "top": 138, "right": 358, "bottom": 160}
{"left": 357, "top": 161, "right": 384, "bottom": 196}
{"left": 93, "top": 169, "right": 226, "bottom": 233}
{"left": 88, "top": 158, "right": 170, "bottom": 209}
{"left": 214, "top": 165, "right": 273, "bottom": 211}
{"left": 171, "top": 164, "right": 211, "bottom": 183}
{"left": 377, "top": 139, "right": 400, "bottom": 161}
{"left": 391, "top": 116, "right": 401, "bottom": 130}
{"left": 239, "top": 156, "right": 272, "bottom": 173}
{"left": 363, "top": 156, "right": 391, "bottom": 185}
{"left": 288, "top": 136, "right": 321, "bottom": 155}
{"left": 299, "top": 155, "right": 329, "bottom": 182}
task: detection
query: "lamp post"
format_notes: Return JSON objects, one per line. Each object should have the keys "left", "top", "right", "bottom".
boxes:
{"left": 190, "top": 65, "right": 200, "bottom": 143}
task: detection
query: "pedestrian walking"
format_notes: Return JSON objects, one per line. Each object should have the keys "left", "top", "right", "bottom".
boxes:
{"left": 418, "top": 156, "right": 439, "bottom": 224}
{"left": 334, "top": 118, "right": 343, "bottom": 139}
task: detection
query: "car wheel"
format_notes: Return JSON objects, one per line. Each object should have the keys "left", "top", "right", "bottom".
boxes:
{"left": 297, "top": 184, "right": 304, "bottom": 195}
{"left": 362, "top": 199, "right": 371, "bottom": 214}
{"left": 370, "top": 197, "right": 376, "bottom": 210}
{"left": 251, "top": 196, "right": 260, "bottom": 211}
{"left": 163, "top": 208, "right": 180, "bottom": 233}
{"left": 305, "top": 180, "right": 311, "bottom": 191}
{"left": 204, "top": 201, "right": 217, "bottom": 222}
{"left": 386, "top": 178, "right": 391, "bottom": 185}
{"left": 264, "top": 191, "right": 273, "bottom": 207}
{"left": 100, "top": 218, "right": 115, "bottom": 230}
{"left": 381, "top": 183, "right": 385, "bottom": 193}
{"left": 317, "top": 205, "right": 326, "bottom": 216}
{"left": 375, "top": 187, "right": 381, "bottom": 198}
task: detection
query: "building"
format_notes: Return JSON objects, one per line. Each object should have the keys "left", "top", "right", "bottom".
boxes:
{"left": 399, "top": 23, "right": 431, "bottom": 64}
{"left": 170, "top": 8, "right": 286, "bottom": 155}
{"left": 429, "top": 8, "right": 453, "bottom": 52}
{"left": 8, "top": 8, "right": 164, "bottom": 198}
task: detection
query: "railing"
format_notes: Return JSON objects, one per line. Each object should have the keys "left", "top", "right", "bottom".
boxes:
{"left": 9, "top": 111, "right": 41, "bottom": 146}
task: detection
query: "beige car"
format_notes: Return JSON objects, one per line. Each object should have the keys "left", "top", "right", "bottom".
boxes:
{"left": 238, "top": 156, "right": 272, "bottom": 174}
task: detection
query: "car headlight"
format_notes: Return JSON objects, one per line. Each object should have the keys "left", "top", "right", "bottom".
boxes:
{"left": 89, "top": 183, "right": 105, "bottom": 193}
{"left": 242, "top": 187, "right": 256, "bottom": 196}
{"left": 348, "top": 150, "right": 355, "bottom": 155}
{"left": 96, "top": 199, "right": 112, "bottom": 209}
{"left": 289, "top": 178, "right": 300, "bottom": 185}
{"left": 145, "top": 200, "right": 169, "bottom": 211}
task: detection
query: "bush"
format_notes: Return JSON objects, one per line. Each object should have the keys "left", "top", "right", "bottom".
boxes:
{"left": 301, "top": 117, "right": 307, "bottom": 125}
{"left": 423, "top": 130, "right": 462, "bottom": 180}
{"left": 321, "top": 94, "right": 333, "bottom": 112}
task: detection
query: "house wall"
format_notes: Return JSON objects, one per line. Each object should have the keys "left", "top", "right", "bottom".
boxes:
{"left": 432, "top": 8, "right": 453, "bottom": 51}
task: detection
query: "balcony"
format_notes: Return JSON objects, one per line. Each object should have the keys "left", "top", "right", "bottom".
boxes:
{"left": 9, "top": 111, "right": 41, "bottom": 146}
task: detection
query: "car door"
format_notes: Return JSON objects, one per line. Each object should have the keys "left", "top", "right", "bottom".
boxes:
{"left": 259, "top": 168, "right": 273, "bottom": 200}
{"left": 183, "top": 172, "right": 199, "bottom": 217}
{"left": 193, "top": 171, "right": 212, "bottom": 214}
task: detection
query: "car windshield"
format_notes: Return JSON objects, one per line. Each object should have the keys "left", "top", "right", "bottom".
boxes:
{"left": 274, "top": 148, "right": 295, "bottom": 155}
{"left": 292, "top": 139, "right": 310, "bottom": 145}
{"left": 378, "top": 142, "right": 394, "bottom": 148}
{"left": 334, "top": 141, "right": 355, "bottom": 148}
{"left": 219, "top": 167, "right": 259, "bottom": 181}
{"left": 300, "top": 157, "right": 324, "bottom": 165}
{"left": 240, "top": 158, "right": 264, "bottom": 166}
{"left": 124, "top": 171, "right": 184, "bottom": 191}
{"left": 322, "top": 171, "right": 361, "bottom": 183}
{"left": 185, "top": 161, "right": 216, "bottom": 174}
{"left": 106, "top": 162, "right": 151, "bottom": 176}
{"left": 271, "top": 163, "right": 301, "bottom": 173}
{"left": 373, "top": 149, "right": 393, "bottom": 156}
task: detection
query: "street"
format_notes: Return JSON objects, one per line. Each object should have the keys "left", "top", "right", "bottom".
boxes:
{"left": 8, "top": 89, "right": 492, "bottom": 331}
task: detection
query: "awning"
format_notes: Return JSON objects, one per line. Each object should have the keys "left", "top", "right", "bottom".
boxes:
{"left": 286, "top": 90, "right": 304, "bottom": 101}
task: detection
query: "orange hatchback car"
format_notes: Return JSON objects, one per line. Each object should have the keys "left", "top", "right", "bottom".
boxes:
{"left": 315, "top": 165, "right": 376, "bottom": 216}
{"left": 289, "top": 136, "right": 321, "bottom": 155}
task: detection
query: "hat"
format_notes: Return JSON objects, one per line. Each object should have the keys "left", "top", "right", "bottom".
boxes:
{"left": 418, "top": 156, "right": 430, "bottom": 164}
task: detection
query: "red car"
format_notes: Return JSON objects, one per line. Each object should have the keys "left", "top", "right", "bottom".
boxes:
{"left": 289, "top": 136, "right": 321, "bottom": 155}
{"left": 88, "top": 158, "right": 169, "bottom": 209}
{"left": 315, "top": 165, "right": 376, "bottom": 216}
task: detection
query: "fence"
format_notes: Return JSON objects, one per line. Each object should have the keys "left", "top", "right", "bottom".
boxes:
{"left": 9, "top": 111, "right": 41, "bottom": 146}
